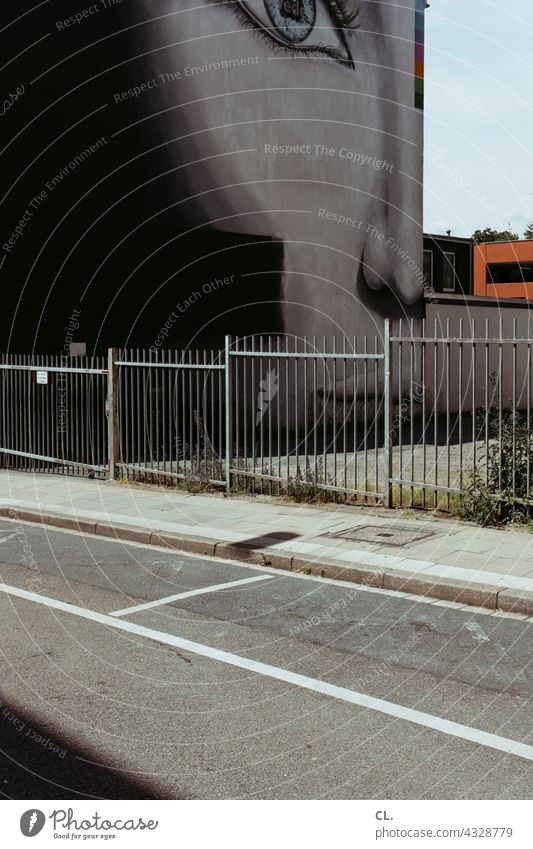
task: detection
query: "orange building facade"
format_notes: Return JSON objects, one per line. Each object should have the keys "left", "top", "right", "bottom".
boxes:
{"left": 474, "top": 240, "right": 533, "bottom": 300}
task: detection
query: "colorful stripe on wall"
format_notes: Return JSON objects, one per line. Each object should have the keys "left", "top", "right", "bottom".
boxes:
{"left": 414, "top": 0, "right": 425, "bottom": 109}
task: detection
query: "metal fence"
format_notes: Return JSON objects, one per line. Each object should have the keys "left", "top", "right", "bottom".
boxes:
{"left": 229, "top": 333, "right": 387, "bottom": 501}
{"left": 3, "top": 319, "right": 533, "bottom": 512}
{"left": 390, "top": 317, "right": 533, "bottom": 510}
{"left": 0, "top": 354, "right": 108, "bottom": 477}
{"left": 114, "top": 348, "right": 226, "bottom": 488}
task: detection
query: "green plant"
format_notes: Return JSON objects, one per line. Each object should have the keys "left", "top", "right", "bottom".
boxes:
{"left": 457, "top": 403, "right": 533, "bottom": 526}
{"left": 286, "top": 459, "right": 339, "bottom": 503}
{"left": 180, "top": 412, "right": 224, "bottom": 493}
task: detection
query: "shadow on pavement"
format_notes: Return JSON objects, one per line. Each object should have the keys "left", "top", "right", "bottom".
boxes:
{"left": 0, "top": 697, "right": 176, "bottom": 800}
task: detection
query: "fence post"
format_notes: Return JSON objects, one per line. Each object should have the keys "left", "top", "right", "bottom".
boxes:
{"left": 107, "top": 347, "right": 120, "bottom": 481}
{"left": 383, "top": 319, "right": 393, "bottom": 508}
{"left": 224, "top": 335, "right": 232, "bottom": 494}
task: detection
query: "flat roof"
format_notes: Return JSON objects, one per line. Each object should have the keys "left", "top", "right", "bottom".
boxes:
{"left": 423, "top": 233, "right": 474, "bottom": 244}
{"left": 474, "top": 239, "right": 533, "bottom": 246}
{"left": 424, "top": 292, "right": 532, "bottom": 308}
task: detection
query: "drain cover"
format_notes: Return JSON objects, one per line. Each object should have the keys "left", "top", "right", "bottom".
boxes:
{"left": 323, "top": 524, "right": 435, "bottom": 547}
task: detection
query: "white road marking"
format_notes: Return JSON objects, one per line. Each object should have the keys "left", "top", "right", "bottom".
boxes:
{"left": 1, "top": 580, "right": 533, "bottom": 763}
{"left": 0, "top": 531, "right": 21, "bottom": 544}
{"left": 110, "top": 574, "right": 274, "bottom": 617}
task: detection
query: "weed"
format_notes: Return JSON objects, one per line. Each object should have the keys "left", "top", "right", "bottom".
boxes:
{"left": 457, "top": 402, "right": 533, "bottom": 527}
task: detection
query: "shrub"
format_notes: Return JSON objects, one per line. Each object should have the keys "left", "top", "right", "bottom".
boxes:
{"left": 457, "top": 406, "right": 533, "bottom": 526}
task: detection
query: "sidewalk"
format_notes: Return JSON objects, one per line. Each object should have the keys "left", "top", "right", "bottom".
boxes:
{"left": 1, "top": 470, "right": 533, "bottom": 617}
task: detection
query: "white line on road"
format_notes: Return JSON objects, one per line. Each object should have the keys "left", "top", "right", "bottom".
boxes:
{"left": 1, "top": 580, "right": 533, "bottom": 763}
{"left": 110, "top": 574, "right": 274, "bottom": 617}
{"left": 0, "top": 531, "right": 21, "bottom": 544}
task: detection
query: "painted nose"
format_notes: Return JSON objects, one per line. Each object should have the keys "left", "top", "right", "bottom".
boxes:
{"left": 361, "top": 223, "right": 424, "bottom": 306}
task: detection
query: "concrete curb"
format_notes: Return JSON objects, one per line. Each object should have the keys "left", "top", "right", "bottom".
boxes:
{"left": 2, "top": 505, "right": 533, "bottom": 617}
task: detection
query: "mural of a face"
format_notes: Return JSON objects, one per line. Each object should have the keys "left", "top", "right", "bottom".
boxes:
{"left": 134, "top": 0, "right": 424, "bottom": 344}
{"left": 0, "top": 0, "right": 423, "bottom": 354}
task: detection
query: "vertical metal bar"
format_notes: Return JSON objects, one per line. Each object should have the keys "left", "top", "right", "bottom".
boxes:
{"left": 304, "top": 336, "right": 308, "bottom": 477}
{"left": 134, "top": 348, "right": 140, "bottom": 480}
{"left": 268, "top": 336, "right": 272, "bottom": 494}
{"left": 107, "top": 348, "right": 120, "bottom": 480}
{"left": 485, "top": 319, "right": 490, "bottom": 490}
{"left": 471, "top": 319, "right": 476, "bottom": 495}
{"left": 195, "top": 347, "right": 201, "bottom": 477}
{"left": 235, "top": 340, "right": 240, "bottom": 479}
{"left": 332, "top": 337, "right": 337, "bottom": 490}
{"left": 343, "top": 336, "right": 347, "bottom": 492}
{"left": 433, "top": 319, "right": 438, "bottom": 509}
{"left": 294, "top": 336, "right": 299, "bottom": 486}
{"left": 259, "top": 336, "right": 264, "bottom": 494}
{"left": 161, "top": 348, "right": 166, "bottom": 478}
{"left": 209, "top": 348, "right": 218, "bottom": 480}
{"left": 445, "top": 318, "right": 451, "bottom": 511}
{"left": 203, "top": 348, "right": 208, "bottom": 480}
{"left": 374, "top": 335, "right": 378, "bottom": 499}
{"left": 251, "top": 337, "right": 256, "bottom": 495}
{"left": 526, "top": 332, "right": 531, "bottom": 499}
{"left": 285, "top": 337, "right": 290, "bottom": 487}
{"left": 242, "top": 336, "right": 248, "bottom": 484}
{"left": 363, "top": 334, "right": 369, "bottom": 501}
{"left": 398, "top": 319, "right": 403, "bottom": 507}
{"left": 512, "top": 318, "right": 517, "bottom": 498}
{"left": 353, "top": 335, "right": 358, "bottom": 494}
{"left": 421, "top": 319, "right": 427, "bottom": 509}
{"left": 224, "top": 334, "right": 232, "bottom": 494}
{"left": 123, "top": 350, "right": 129, "bottom": 471}
{"left": 409, "top": 320, "right": 414, "bottom": 505}
{"left": 154, "top": 349, "right": 160, "bottom": 476}
{"left": 182, "top": 348, "right": 187, "bottom": 480}
{"left": 458, "top": 318, "right": 463, "bottom": 494}
{"left": 312, "top": 336, "right": 316, "bottom": 482}
{"left": 383, "top": 319, "right": 393, "bottom": 508}
{"left": 277, "top": 335, "right": 281, "bottom": 487}
{"left": 322, "top": 335, "right": 327, "bottom": 491}
{"left": 498, "top": 318, "right": 503, "bottom": 493}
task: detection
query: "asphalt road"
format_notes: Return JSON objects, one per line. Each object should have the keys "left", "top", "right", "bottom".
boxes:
{"left": 0, "top": 516, "right": 531, "bottom": 800}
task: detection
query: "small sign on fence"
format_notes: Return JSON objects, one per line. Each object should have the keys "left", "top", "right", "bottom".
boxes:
{"left": 35, "top": 370, "right": 49, "bottom": 385}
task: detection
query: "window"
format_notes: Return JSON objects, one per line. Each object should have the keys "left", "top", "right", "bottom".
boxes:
{"left": 487, "top": 262, "right": 533, "bottom": 284}
{"left": 442, "top": 251, "right": 456, "bottom": 292}
{"left": 423, "top": 250, "right": 433, "bottom": 292}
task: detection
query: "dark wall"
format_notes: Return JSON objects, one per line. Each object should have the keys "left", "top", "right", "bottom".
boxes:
{"left": 423, "top": 235, "right": 473, "bottom": 296}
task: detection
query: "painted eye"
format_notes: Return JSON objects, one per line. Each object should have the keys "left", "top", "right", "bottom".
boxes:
{"left": 263, "top": 0, "right": 316, "bottom": 44}
{"left": 237, "top": 0, "right": 356, "bottom": 63}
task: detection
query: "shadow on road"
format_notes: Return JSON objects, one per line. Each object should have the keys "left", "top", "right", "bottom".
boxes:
{"left": 0, "top": 697, "right": 174, "bottom": 800}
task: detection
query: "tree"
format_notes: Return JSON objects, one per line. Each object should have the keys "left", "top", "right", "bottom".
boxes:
{"left": 523, "top": 222, "right": 533, "bottom": 240}
{"left": 472, "top": 227, "right": 519, "bottom": 244}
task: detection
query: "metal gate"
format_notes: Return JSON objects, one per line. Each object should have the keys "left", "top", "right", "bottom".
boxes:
{"left": 229, "top": 333, "right": 388, "bottom": 501}
{"left": 114, "top": 348, "right": 227, "bottom": 488}
{"left": 110, "top": 335, "right": 388, "bottom": 503}
{"left": 0, "top": 354, "right": 109, "bottom": 477}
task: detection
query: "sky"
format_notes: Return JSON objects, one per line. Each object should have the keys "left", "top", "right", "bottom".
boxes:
{"left": 423, "top": 0, "right": 533, "bottom": 238}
